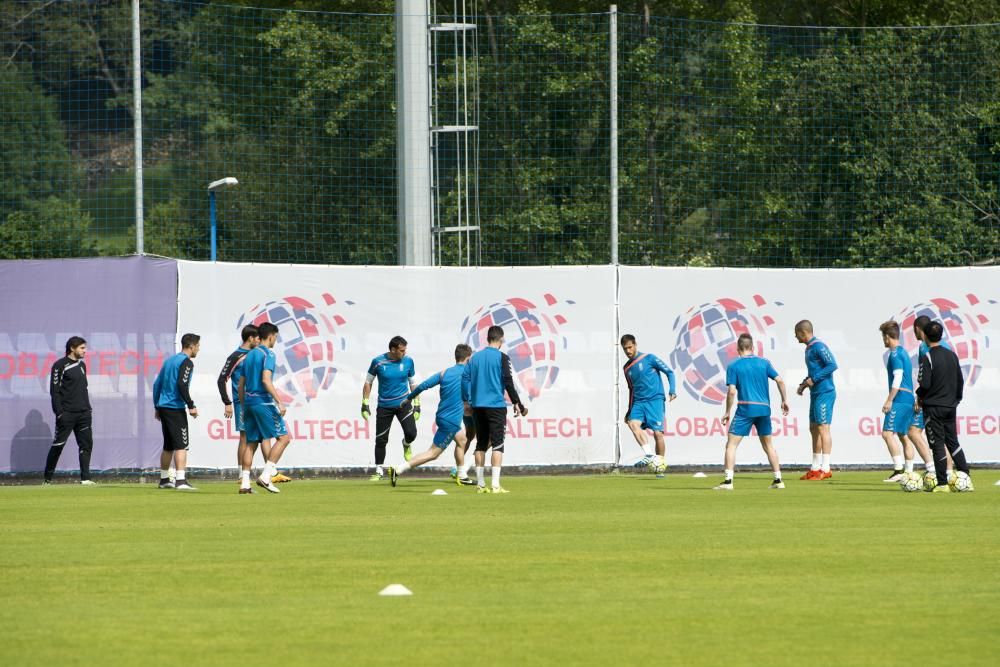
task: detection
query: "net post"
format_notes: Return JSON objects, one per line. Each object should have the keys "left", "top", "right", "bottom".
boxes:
{"left": 609, "top": 5, "right": 619, "bottom": 266}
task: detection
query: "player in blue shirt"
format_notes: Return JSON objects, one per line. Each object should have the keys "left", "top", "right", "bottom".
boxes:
{"left": 794, "top": 320, "right": 838, "bottom": 480}
{"left": 388, "top": 344, "right": 475, "bottom": 486}
{"left": 714, "top": 334, "right": 789, "bottom": 490}
{"left": 463, "top": 325, "right": 527, "bottom": 493}
{"left": 216, "top": 323, "right": 285, "bottom": 490}
{"left": 362, "top": 336, "right": 419, "bottom": 481}
{"left": 238, "top": 322, "right": 291, "bottom": 494}
{"left": 910, "top": 315, "right": 954, "bottom": 478}
{"left": 878, "top": 320, "right": 935, "bottom": 482}
{"left": 620, "top": 334, "right": 676, "bottom": 477}
{"left": 152, "top": 333, "right": 200, "bottom": 490}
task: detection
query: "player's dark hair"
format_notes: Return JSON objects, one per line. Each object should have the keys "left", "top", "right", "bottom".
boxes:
{"left": 388, "top": 335, "right": 407, "bottom": 350}
{"left": 913, "top": 315, "right": 931, "bottom": 332}
{"left": 486, "top": 326, "right": 504, "bottom": 343}
{"left": 923, "top": 320, "right": 944, "bottom": 343}
{"left": 257, "top": 322, "right": 279, "bottom": 340}
{"left": 737, "top": 333, "right": 754, "bottom": 352}
{"left": 64, "top": 336, "right": 86, "bottom": 354}
{"left": 180, "top": 333, "right": 200, "bottom": 349}
{"left": 241, "top": 324, "right": 259, "bottom": 342}
{"left": 620, "top": 334, "right": 636, "bottom": 345}
{"left": 455, "top": 344, "right": 473, "bottom": 362}
{"left": 879, "top": 320, "right": 900, "bottom": 339}
{"left": 794, "top": 319, "right": 813, "bottom": 334}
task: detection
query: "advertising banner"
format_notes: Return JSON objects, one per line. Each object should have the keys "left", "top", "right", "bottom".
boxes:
{"left": 619, "top": 267, "right": 1000, "bottom": 464}
{"left": 177, "top": 262, "right": 617, "bottom": 468}
{"left": 0, "top": 257, "right": 178, "bottom": 472}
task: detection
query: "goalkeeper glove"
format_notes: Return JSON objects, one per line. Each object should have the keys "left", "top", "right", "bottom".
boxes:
{"left": 361, "top": 399, "right": 370, "bottom": 421}
{"left": 412, "top": 396, "right": 421, "bottom": 421}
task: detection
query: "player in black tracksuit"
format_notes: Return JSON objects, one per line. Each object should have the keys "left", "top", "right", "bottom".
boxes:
{"left": 916, "top": 321, "right": 972, "bottom": 488}
{"left": 44, "top": 336, "right": 94, "bottom": 484}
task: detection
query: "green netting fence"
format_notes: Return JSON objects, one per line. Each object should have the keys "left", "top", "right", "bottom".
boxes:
{"left": 2, "top": 1, "right": 998, "bottom": 266}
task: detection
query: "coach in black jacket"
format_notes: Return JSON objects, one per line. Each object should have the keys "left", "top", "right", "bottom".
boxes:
{"left": 44, "top": 336, "right": 95, "bottom": 484}
{"left": 916, "top": 321, "right": 972, "bottom": 488}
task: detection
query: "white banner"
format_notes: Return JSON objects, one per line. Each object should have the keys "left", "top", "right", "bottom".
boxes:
{"left": 177, "top": 262, "right": 617, "bottom": 468}
{"left": 619, "top": 267, "right": 1000, "bottom": 464}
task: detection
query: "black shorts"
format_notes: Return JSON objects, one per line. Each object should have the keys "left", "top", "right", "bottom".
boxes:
{"left": 473, "top": 407, "right": 507, "bottom": 453}
{"left": 159, "top": 408, "right": 190, "bottom": 451}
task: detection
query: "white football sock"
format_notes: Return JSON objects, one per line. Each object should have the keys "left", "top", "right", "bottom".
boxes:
{"left": 491, "top": 466, "right": 502, "bottom": 489}
{"left": 375, "top": 465, "right": 384, "bottom": 476}
{"left": 460, "top": 461, "right": 473, "bottom": 477}
{"left": 811, "top": 453, "right": 821, "bottom": 471}
{"left": 891, "top": 455, "right": 904, "bottom": 471}
{"left": 724, "top": 469, "right": 734, "bottom": 482}
{"left": 175, "top": 470, "right": 186, "bottom": 481}
{"left": 476, "top": 466, "right": 485, "bottom": 487}
{"left": 925, "top": 462, "right": 936, "bottom": 475}
{"left": 240, "top": 470, "right": 250, "bottom": 487}
{"left": 640, "top": 444, "right": 653, "bottom": 457}
{"left": 160, "top": 468, "right": 170, "bottom": 480}
{"left": 820, "top": 454, "right": 831, "bottom": 472}
{"left": 398, "top": 462, "right": 411, "bottom": 474}
{"left": 904, "top": 459, "right": 914, "bottom": 473}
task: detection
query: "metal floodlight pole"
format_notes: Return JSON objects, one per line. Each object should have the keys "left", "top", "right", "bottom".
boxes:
{"left": 396, "top": 0, "right": 433, "bottom": 266}
{"left": 132, "top": 0, "right": 144, "bottom": 255}
{"left": 208, "top": 177, "right": 239, "bottom": 262}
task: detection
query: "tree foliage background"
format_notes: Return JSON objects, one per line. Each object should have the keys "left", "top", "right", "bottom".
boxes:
{"left": 1, "top": 0, "right": 999, "bottom": 266}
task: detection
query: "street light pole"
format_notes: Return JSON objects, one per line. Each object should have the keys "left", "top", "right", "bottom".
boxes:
{"left": 207, "top": 177, "right": 238, "bottom": 262}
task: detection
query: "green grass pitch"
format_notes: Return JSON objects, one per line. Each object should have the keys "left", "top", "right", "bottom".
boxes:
{"left": 2, "top": 472, "right": 998, "bottom": 666}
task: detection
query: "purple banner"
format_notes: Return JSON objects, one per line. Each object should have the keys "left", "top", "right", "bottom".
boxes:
{"left": 0, "top": 257, "right": 178, "bottom": 473}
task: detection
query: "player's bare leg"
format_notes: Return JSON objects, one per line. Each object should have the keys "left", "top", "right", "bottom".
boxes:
{"left": 714, "top": 433, "right": 742, "bottom": 490}
{"left": 239, "top": 440, "right": 260, "bottom": 493}
{"left": 759, "top": 435, "right": 783, "bottom": 487}
{"left": 817, "top": 423, "right": 833, "bottom": 478}
{"left": 881, "top": 430, "right": 905, "bottom": 482}
{"left": 627, "top": 420, "right": 654, "bottom": 468}
{"left": 802, "top": 423, "right": 823, "bottom": 479}
{"left": 900, "top": 433, "right": 917, "bottom": 473}
{"left": 257, "top": 434, "right": 291, "bottom": 490}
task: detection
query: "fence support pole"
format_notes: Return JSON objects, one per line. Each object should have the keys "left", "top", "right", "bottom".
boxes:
{"left": 610, "top": 6, "right": 622, "bottom": 466}
{"left": 609, "top": 4, "right": 619, "bottom": 266}
{"left": 132, "top": 0, "right": 144, "bottom": 255}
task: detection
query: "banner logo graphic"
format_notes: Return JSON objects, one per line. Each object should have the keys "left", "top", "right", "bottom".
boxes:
{"left": 670, "top": 295, "right": 780, "bottom": 405}
{"left": 236, "top": 294, "right": 350, "bottom": 406}
{"left": 460, "top": 294, "right": 572, "bottom": 400}
{"left": 895, "top": 295, "right": 992, "bottom": 386}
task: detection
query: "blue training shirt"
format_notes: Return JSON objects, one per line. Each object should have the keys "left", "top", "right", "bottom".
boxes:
{"left": 243, "top": 345, "right": 277, "bottom": 407}
{"left": 367, "top": 353, "right": 415, "bottom": 408}
{"left": 726, "top": 356, "right": 778, "bottom": 417}
{"left": 623, "top": 352, "right": 676, "bottom": 404}
{"left": 886, "top": 346, "right": 914, "bottom": 404}
{"left": 463, "top": 347, "right": 522, "bottom": 409}
{"left": 230, "top": 347, "right": 250, "bottom": 404}
{"left": 153, "top": 352, "right": 195, "bottom": 410}
{"left": 408, "top": 364, "right": 467, "bottom": 427}
{"left": 804, "top": 337, "right": 837, "bottom": 394}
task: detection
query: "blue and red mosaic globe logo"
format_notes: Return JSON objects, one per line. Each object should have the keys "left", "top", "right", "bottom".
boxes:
{"left": 670, "top": 295, "right": 780, "bottom": 405}
{"left": 895, "top": 295, "right": 991, "bottom": 386}
{"left": 460, "top": 294, "right": 572, "bottom": 400}
{"left": 236, "top": 293, "right": 350, "bottom": 406}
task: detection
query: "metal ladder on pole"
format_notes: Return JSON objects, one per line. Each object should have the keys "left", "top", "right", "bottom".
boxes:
{"left": 428, "top": 0, "right": 481, "bottom": 266}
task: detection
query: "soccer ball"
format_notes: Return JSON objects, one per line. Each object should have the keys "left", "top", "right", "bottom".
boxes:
{"left": 922, "top": 473, "right": 939, "bottom": 492}
{"left": 653, "top": 460, "right": 668, "bottom": 475}
{"left": 950, "top": 471, "right": 974, "bottom": 492}
{"left": 900, "top": 472, "right": 923, "bottom": 493}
